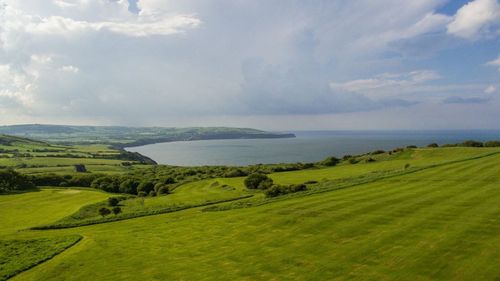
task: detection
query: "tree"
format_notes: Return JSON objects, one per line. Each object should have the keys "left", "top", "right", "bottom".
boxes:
{"left": 99, "top": 207, "right": 111, "bottom": 217}
{"left": 108, "top": 197, "right": 119, "bottom": 207}
{"left": 137, "top": 181, "right": 154, "bottom": 194}
{"left": 244, "top": 173, "right": 273, "bottom": 189}
{"left": 112, "top": 206, "right": 122, "bottom": 215}
{"left": 321, "top": 156, "right": 340, "bottom": 166}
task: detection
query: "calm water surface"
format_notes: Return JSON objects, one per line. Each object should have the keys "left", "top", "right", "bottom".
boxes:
{"left": 125, "top": 130, "right": 500, "bottom": 166}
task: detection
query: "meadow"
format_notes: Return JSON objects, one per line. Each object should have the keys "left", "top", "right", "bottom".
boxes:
{"left": 0, "top": 145, "right": 498, "bottom": 280}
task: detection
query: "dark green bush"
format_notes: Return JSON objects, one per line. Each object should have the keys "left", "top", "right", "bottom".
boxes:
{"left": 0, "top": 169, "right": 35, "bottom": 193}
{"left": 461, "top": 140, "right": 483, "bottom": 147}
{"left": 112, "top": 206, "right": 122, "bottom": 215}
{"left": 321, "top": 156, "right": 340, "bottom": 167}
{"left": 427, "top": 143, "right": 439, "bottom": 148}
{"left": 244, "top": 173, "right": 273, "bottom": 189}
{"left": 484, "top": 141, "right": 500, "bottom": 147}
{"left": 98, "top": 207, "right": 111, "bottom": 217}
{"left": 108, "top": 197, "right": 119, "bottom": 207}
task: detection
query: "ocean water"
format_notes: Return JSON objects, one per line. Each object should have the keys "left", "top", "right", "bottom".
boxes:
{"left": 125, "top": 130, "right": 500, "bottom": 166}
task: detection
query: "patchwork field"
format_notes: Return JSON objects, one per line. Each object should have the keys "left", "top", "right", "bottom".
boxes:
{"left": 0, "top": 147, "right": 498, "bottom": 280}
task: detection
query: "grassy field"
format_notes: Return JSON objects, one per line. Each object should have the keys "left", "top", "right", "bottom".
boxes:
{"left": 0, "top": 147, "right": 498, "bottom": 280}
{"left": 0, "top": 134, "right": 151, "bottom": 175}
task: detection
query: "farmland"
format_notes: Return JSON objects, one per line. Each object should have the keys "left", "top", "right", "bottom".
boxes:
{"left": 0, "top": 144, "right": 499, "bottom": 280}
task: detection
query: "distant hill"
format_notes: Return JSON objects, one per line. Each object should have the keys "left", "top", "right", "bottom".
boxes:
{"left": 0, "top": 124, "right": 295, "bottom": 147}
{"left": 0, "top": 134, "right": 48, "bottom": 146}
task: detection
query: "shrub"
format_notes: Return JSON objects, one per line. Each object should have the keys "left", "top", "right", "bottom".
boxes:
{"left": 484, "top": 141, "right": 500, "bottom": 147}
{"left": 98, "top": 207, "right": 111, "bottom": 217}
{"left": 112, "top": 206, "right": 122, "bottom": 215}
{"left": 244, "top": 173, "right": 273, "bottom": 189}
{"left": 404, "top": 163, "right": 411, "bottom": 169}
{"left": 119, "top": 179, "right": 138, "bottom": 194}
{"left": 349, "top": 158, "right": 359, "bottom": 164}
{"left": 137, "top": 191, "right": 147, "bottom": 197}
{"left": 461, "top": 140, "right": 483, "bottom": 147}
{"left": 157, "top": 186, "right": 170, "bottom": 195}
{"left": 264, "top": 184, "right": 307, "bottom": 197}
{"left": 137, "top": 181, "right": 154, "bottom": 194}
{"left": 365, "top": 158, "right": 376, "bottom": 163}
{"left": 427, "top": 143, "right": 439, "bottom": 148}
{"left": 149, "top": 190, "right": 157, "bottom": 197}
{"left": 406, "top": 145, "right": 417, "bottom": 149}
{"left": 0, "top": 169, "right": 35, "bottom": 193}
{"left": 223, "top": 168, "right": 247, "bottom": 178}
{"left": 321, "top": 156, "right": 340, "bottom": 167}
{"left": 108, "top": 197, "right": 119, "bottom": 207}
{"left": 370, "top": 150, "right": 385, "bottom": 155}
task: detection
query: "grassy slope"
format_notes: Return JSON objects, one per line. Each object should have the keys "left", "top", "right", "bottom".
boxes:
{"left": 0, "top": 189, "right": 108, "bottom": 235}
{"left": 2, "top": 148, "right": 500, "bottom": 280}
{"left": 0, "top": 135, "right": 146, "bottom": 174}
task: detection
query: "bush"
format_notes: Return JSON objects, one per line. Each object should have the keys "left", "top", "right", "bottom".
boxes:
{"left": 461, "top": 140, "right": 483, "bottom": 147}
{"left": 244, "top": 173, "right": 273, "bottom": 189}
{"left": 112, "top": 206, "right": 122, "bottom": 215}
{"left": 365, "top": 158, "right": 376, "bottom": 163}
{"left": 137, "top": 181, "right": 154, "bottom": 194}
{"left": 264, "top": 184, "right": 307, "bottom": 198}
{"left": 321, "top": 156, "right": 340, "bottom": 167}
{"left": 98, "top": 207, "right": 111, "bottom": 217}
{"left": 119, "top": 179, "right": 138, "bottom": 194}
{"left": 484, "top": 141, "right": 500, "bottom": 147}
{"left": 0, "top": 169, "right": 35, "bottom": 193}
{"left": 149, "top": 190, "right": 157, "bottom": 197}
{"left": 157, "top": 186, "right": 170, "bottom": 195}
{"left": 348, "top": 158, "right": 359, "bottom": 164}
{"left": 406, "top": 145, "right": 417, "bottom": 149}
{"left": 108, "top": 197, "right": 119, "bottom": 207}
{"left": 370, "top": 150, "right": 385, "bottom": 155}
{"left": 137, "top": 191, "right": 147, "bottom": 197}
{"left": 427, "top": 143, "right": 439, "bottom": 148}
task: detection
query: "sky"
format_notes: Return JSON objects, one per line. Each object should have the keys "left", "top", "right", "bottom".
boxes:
{"left": 0, "top": 0, "right": 499, "bottom": 130}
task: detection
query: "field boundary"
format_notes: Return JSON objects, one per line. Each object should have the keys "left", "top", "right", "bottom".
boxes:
{"left": 0, "top": 235, "right": 82, "bottom": 281}
{"left": 29, "top": 195, "right": 254, "bottom": 230}
{"left": 203, "top": 151, "right": 500, "bottom": 212}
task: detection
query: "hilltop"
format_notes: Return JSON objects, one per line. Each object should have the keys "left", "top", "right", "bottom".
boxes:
{"left": 0, "top": 124, "right": 295, "bottom": 147}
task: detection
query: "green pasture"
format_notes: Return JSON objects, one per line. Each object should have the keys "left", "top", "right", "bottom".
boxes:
{"left": 0, "top": 147, "right": 499, "bottom": 280}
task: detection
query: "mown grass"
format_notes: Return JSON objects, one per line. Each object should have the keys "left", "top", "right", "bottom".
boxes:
{"left": 35, "top": 178, "right": 255, "bottom": 228}
{"left": 0, "top": 236, "right": 82, "bottom": 281}
{"left": 2, "top": 148, "right": 499, "bottom": 280}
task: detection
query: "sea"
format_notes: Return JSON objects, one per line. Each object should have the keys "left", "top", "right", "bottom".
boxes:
{"left": 125, "top": 130, "right": 500, "bottom": 166}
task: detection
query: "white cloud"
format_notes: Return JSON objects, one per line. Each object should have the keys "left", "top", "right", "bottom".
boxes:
{"left": 2, "top": 3, "right": 201, "bottom": 39}
{"left": 0, "top": 64, "right": 35, "bottom": 108}
{"left": 484, "top": 85, "right": 497, "bottom": 93}
{"left": 447, "top": 0, "right": 500, "bottom": 39}
{"left": 330, "top": 70, "right": 441, "bottom": 97}
{"left": 486, "top": 55, "right": 500, "bottom": 66}
{"left": 59, "top": 65, "right": 79, "bottom": 73}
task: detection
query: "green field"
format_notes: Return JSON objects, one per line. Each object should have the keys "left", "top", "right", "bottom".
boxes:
{"left": 0, "top": 147, "right": 499, "bottom": 280}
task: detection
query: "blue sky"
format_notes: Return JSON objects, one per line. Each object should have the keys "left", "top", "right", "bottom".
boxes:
{"left": 0, "top": 0, "right": 499, "bottom": 130}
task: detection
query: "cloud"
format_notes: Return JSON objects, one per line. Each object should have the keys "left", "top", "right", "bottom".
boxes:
{"left": 447, "top": 0, "right": 500, "bottom": 39}
{"left": 484, "top": 85, "right": 497, "bottom": 93}
{"left": 2, "top": 3, "right": 201, "bottom": 39}
{"left": 0, "top": 64, "right": 34, "bottom": 108}
{"left": 442, "top": 96, "right": 491, "bottom": 104}
{"left": 329, "top": 70, "right": 440, "bottom": 97}
{"left": 0, "top": 0, "right": 498, "bottom": 128}
{"left": 59, "top": 65, "right": 79, "bottom": 73}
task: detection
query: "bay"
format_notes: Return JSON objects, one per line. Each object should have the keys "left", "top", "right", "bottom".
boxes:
{"left": 125, "top": 130, "right": 500, "bottom": 166}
